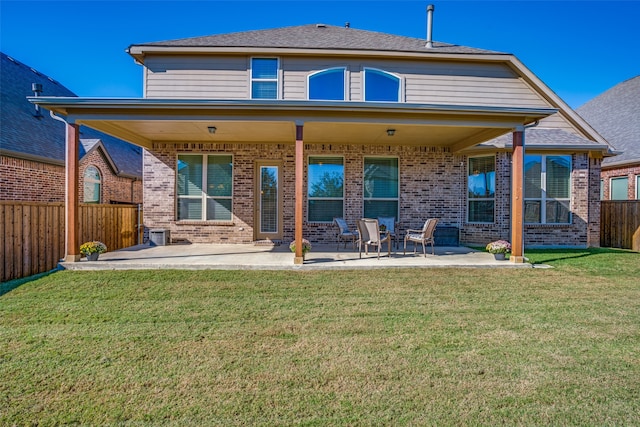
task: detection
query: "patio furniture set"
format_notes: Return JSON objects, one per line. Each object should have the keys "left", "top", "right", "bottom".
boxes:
{"left": 334, "top": 217, "right": 439, "bottom": 259}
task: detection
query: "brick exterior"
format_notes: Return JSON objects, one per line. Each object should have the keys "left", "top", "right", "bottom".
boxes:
{"left": 600, "top": 164, "right": 640, "bottom": 200}
{"left": 1, "top": 150, "right": 142, "bottom": 204}
{"left": 143, "top": 143, "right": 602, "bottom": 248}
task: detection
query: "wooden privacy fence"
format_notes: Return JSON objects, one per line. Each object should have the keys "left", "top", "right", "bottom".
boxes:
{"left": 1, "top": 202, "right": 142, "bottom": 282}
{"left": 600, "top": 201, "right": 640, "bottom": 252}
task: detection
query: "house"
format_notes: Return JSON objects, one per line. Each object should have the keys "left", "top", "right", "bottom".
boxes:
{"left": 576, "top": 76, "right": 640, "bottom": 200}
{"left": 0, "top": 52, "right": 143, "bottom": 204}
{"left": 29, "top": 14, "right": 614, "bottom": 263}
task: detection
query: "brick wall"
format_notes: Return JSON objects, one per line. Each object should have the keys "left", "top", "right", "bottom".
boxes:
{"left": 1, "top": 152, "right": 142, "bottom": 204}
{"left": 1, "top": 155, "right": 65, "bottom": 201}
{"left": 601, "top": 164, "right": 640, "bottom": 200}
{"left": 143, "top": 144, "right": 600, "bottom": 248}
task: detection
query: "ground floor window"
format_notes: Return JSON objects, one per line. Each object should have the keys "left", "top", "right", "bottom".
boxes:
{"left": 467, "top": 156, "right": 495, "bottom": 223}
{"left": 308, "top": 156, "right": 344, "bottom": 222}
{"left": 83, "top": 165, "right": 101, "bottom": 203}
{"left": 610, "top": 176, "right": 628, "bottom": 200}
{"left": 363, "top": 157, "right": 398, "bottom": 218}
{"left": 177, "top": 154, "right": 233, "bottom": 221}
{"left": 524, "top": 154, "right": 571, "bottom": 223}
{"left": 637, "top": 175, "right": 640, "bottom": 199}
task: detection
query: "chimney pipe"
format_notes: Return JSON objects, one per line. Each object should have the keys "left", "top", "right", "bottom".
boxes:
{"left": 426, "top": 4, "right": 435, "bottom": 49}
{"left": 32, "top": 83, "right": 43, "bottom": 118}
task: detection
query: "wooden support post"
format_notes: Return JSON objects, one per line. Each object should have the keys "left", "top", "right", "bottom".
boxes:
{"left": 510, "top": 127, "right": 525, "bottom": 263}
{"left": 294, "top": 123, "right": 304, "bottom": 264}
{"left": 65, "top": 122, "right": 81, "bottom": 262}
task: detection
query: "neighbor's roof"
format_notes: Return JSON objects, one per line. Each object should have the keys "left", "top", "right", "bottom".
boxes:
{"left": 0, "top": 52, "right": 142, "bottom": 178}
{"left": 129, "top": 24, "right": 504, "bottom": 56}
{"left": 577, "top": 75, "right": 640, "bottom": 167}
{"left": 480, "top": 127, "right": 612, "bottom": 151}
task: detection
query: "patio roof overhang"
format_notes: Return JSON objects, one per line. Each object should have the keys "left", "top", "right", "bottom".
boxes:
{"left": 29, "top": 97, "right": 557, "bottom": 153}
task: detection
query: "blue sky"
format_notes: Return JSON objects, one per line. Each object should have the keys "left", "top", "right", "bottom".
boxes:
{"left": 1, "top": 0, "right": 638, "bottom": 108}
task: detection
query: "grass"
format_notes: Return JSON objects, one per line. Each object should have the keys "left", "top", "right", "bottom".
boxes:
{"left": 1, "top": 248, "right": 639, "bottom": 425}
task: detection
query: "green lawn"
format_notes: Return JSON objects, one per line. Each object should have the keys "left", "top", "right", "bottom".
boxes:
{"left": 1, "top": 248, "right": 639, "bottom": 425}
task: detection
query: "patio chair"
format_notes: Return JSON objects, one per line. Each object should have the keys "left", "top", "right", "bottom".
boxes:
{"left": 333, "top": 217, "right": 357, "bottom": 250}
{"left": 404, "top": 218, "right": 439, "bottom": 257}
{"left": 356, "top": 218, "right": 391, "bottom": 259}
{"left": 377, "top": 216, "right": 398, "bottom": 249}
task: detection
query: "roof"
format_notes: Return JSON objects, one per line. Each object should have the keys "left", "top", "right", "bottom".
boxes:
{"left": 129, "top": 24, "right": 503, "bottom": 56}
{"left": 0, "top": 52, "right": 142, "bottom": 178}
{"left": 480, "top": 127, "right": 612, "bottom": 151}
{"left": 577, "top": 76, "right": 640, "bottom": 167}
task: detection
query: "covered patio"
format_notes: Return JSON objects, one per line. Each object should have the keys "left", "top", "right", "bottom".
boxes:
{"left": 59, "top": 243, "right": 536, "bottom": 271}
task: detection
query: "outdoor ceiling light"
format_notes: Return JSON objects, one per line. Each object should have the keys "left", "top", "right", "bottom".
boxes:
{"left": 387, "top": 128, "right": 396, "bottom": 136}
{"left": 208, "top": 126, "right": 217, "bottom": 134}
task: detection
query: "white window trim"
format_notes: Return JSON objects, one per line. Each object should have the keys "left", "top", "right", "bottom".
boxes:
{"left": 363, "top": 67, "right": 403, "bottom": 102}
{"left": 306, "top": 67, "right": 347, "bottom": 101}
{"left": 307, "top": 155, "right": 345, "bottom": 223}
{"left": 363, "top": 156, "right": 400, "bottom": 218}
{"left": 250, "top": 57, "right": 280, "bottom": 100}
{"left": 524, "top": 154, "right": 572, "bottom": 224}
{"left": 467, "top": 155, "right": 496, "bottom": 224}
{"left": 83, "top": 165, "right": 101, "bottom": 204}
{"left": 176, "top": 153, "right": 234, "bottom": 221}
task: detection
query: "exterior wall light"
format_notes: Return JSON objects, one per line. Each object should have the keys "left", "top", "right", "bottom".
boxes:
{"left": 387, "top": 128, "right": 396, "bottom": 136}
{"left": 208, "top": 126, "right": 217, "bottom": 134}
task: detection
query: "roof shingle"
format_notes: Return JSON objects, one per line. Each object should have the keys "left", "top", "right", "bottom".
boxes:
{"left": 132, "top": 24, "right": 504, "bottom": 55}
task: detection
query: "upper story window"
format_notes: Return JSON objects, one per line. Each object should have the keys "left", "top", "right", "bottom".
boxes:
{"left": 251, "top": 58, "right": 278, "bottom": 99}
{"left": 83, "top": 166, "right": 101, "bottom": 204}
{"left": 524, "top": 155, "right": 571, "bottom": 224}
{"left": 308, "top": 68, "right": 346, "bottom": 101}
{"left": 467, "top": 156, "right": 495, "bottom": 223}
{"left": 364, "top": 68, "right": 400, "bottom": 102}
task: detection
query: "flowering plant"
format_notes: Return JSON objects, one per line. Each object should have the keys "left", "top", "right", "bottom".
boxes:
{"left": 80, "top": 241, "right": 107, "bottom": 255}
{"left": 289, "top": 239, "right": 312, "bottom": 255}
{"left": 485, "top": 240, "right": 511, "bottom": 254}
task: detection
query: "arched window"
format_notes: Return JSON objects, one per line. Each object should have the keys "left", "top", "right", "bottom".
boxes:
{"left": 308, "top": 68, "right": 346, "bottom": 101}
{"left": 83, "top": 166, "right": 101, "bottom": 203}
{"left": 364, "top": 68, "right": 400, "bottom": 102}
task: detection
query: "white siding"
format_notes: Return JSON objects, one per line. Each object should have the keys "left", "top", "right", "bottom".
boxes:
{"left": 145, "top": 55, "right": 248, "bottom": 99}
{"left": 143, "top": 54, "right": 550, "bottom": 109}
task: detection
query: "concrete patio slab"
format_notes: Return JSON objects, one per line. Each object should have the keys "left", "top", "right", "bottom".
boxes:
{"left": 60, "top": 243, "right": 535, "bottom": 271}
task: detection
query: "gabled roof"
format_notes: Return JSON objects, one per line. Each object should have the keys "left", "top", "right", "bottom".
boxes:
{"left": 0, "top": 52, "right": 142, "bottom": 178}
{"left": 577, "top": 75, "right": 640, "bottom": 167}
{"left": 128, "top": 24, "right": 503, "bottom": 60}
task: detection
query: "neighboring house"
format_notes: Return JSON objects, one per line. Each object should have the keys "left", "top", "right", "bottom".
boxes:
{"left": 577, "top": 76, "right": 640, "bottom": 200}
{"left": 0, "top": 52, "right": 143, "bottom": 204}
{"left": 30, "top": 20, "right": 614, "bottom": 262}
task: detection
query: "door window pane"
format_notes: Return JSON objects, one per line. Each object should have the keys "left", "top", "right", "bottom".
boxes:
{"left": 260, "top": 166, "right": 278, "bottom": 233}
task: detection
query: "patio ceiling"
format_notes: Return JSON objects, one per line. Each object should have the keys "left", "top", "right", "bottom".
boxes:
{"left": 30, "top": 98, "right": 557, "bottom": 152}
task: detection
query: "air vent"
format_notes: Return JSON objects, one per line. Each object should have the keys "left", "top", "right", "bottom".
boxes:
{"left": 316, "top": 23, "right": 327, "bottom": 28}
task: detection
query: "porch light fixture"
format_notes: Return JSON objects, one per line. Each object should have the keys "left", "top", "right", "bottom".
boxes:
{"left": 208, "top": 126, "right": 217, "bottom": 134}
{"left": 387, "top": 128, "right": 396, "bottom": 136}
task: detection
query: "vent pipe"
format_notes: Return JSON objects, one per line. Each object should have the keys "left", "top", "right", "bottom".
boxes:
{"left": 425, "top": 4, "right": 435, "bottom": 49}
{"left": 31, "top": 83, "right": 43, "bottom": 118}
